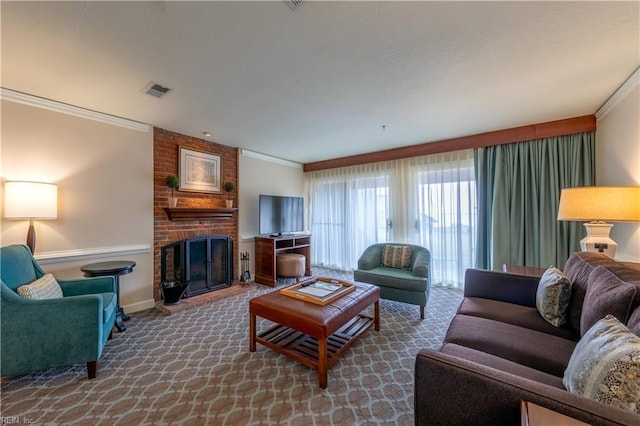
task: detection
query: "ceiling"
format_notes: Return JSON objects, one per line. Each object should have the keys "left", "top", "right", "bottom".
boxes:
{"left": 1, "top": 1, "right": 638, "bottom": 164}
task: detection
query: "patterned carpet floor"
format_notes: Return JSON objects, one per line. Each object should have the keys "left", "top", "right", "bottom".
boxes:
{"left": 0, "top": 269, "right": 462, "bottom": 425}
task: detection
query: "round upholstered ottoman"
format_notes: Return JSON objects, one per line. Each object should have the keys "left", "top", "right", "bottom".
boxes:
{"left": 276, "top": 253, "right": 305, "bottom": 280}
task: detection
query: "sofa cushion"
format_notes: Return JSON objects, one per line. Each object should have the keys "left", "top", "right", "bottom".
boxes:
{"left": 353, "top": 267, "right": 427, "bottom": 292}
{"left": 439, "top": 343, "right": 565, "bottom": 389}
{"left": 580, "top": 266, "right": 639, "bottom": 336}
{"left": 564, "top": 315, "right": 640, "bottom": 414}
{"left": 16, "top": 273, "right": 63, "bottom": 300}
{"left": 564, "top": 252, "right": 640, "bottom": 337}
{"left": 444, "top": 314, "right": 576, "bottom": 377}
{"left": 563, "top": 252, "right": 620, "bottom": 336}
{"left": 380, "top": 245, "right": 412, "bottom": 269}
{"left": 536, "top": 267, "right": 572, "bottom": 327}
{"left": 457, "top": 297, "right": 577, "bottom": 341}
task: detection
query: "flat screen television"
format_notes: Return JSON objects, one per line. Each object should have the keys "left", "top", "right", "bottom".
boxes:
{"left": 259, "top": 194, "right": 304, "bottom": 236}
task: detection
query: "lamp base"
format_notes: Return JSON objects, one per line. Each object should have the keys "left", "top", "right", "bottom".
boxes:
{"left": 580, "top": 222, "right": 617, "bottom": 258}
{"left": 26, "top": 219, "right": 36, "bottom": 254}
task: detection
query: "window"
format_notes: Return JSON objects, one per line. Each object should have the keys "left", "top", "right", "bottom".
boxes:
{"left": 307, "top": 168, "right": 391, "bottom": 270}
{"left": 306, "top": 150, "right": 476, "bottom": 288}
{"left": 412, "top": 158, "right": 476, "bottom": 287}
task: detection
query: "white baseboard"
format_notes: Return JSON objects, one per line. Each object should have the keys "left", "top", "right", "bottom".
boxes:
{"left": 124, "top": 299, "right": 156, "bottom": 314}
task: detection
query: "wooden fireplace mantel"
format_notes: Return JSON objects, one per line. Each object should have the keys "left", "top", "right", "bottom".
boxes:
{"left": 163, "top": 207, "right": 237, "bottom": 221}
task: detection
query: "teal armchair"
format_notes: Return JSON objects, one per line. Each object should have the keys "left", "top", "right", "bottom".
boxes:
{"left": 354, "top": 243, "right": 432, "bottom": 319}
{"left": 1, "top": 244, "right": 117, "bottom": 379}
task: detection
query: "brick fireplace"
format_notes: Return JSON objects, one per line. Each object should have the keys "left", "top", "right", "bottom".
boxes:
{"left": 153, "top": 127, "right": 239, "bottom": 303}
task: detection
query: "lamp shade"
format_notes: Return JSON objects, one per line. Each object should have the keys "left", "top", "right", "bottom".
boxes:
{"left": 557, "top": 186, "right": 640, "bottom": 222}
{"left": 4, "top": 181, "right": 58, "bottom": 219}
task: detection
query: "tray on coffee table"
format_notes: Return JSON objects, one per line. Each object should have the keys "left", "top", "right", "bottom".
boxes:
{"left": 280, "top": 276, "right": 356, "bottom": 305}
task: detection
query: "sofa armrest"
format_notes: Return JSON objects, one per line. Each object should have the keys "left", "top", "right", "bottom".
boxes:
{"left": 414, "top": 349, "right": 639, "bottom": 426}
{"left": 464, "top": 269, "right": 539, "bottom": 308}
{"left": 357, "top": 245, "right": 383, "bottom": 270}
{"left": 59, "top": 276, "right": 116, "bottom": 297}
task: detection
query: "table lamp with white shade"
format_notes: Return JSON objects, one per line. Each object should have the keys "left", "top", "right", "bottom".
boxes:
{"left": 557, "top": 186, "right": 640, "bottom": 258}
{"left": 3, "top": 181, "right": 58, "bottom": 253}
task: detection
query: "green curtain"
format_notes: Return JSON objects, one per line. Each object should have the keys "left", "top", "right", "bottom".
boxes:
{"left": 474, "top": 132, "right": 594, "bottom": 270}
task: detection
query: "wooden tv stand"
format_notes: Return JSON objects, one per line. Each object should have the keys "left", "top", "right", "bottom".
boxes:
{"left": 254, "top": 234, "right": 311, "bottom": 286}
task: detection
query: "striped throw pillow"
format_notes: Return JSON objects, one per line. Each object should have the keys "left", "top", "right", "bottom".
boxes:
{"left": 381, "top": 245, "right": 413, "bottom": 269}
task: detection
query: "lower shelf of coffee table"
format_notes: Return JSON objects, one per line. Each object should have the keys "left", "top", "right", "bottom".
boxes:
{"left": 256, "top": 314, "right": 374, "bottom": 371}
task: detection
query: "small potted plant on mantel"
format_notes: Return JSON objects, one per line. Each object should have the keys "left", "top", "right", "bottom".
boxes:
{"left": 224, "top": 181, "right": 235, "bottom": 208}
{"left": 166, "top": 175, "right": 179, "bottom": 208}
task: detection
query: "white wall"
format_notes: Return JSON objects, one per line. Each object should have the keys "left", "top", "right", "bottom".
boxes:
{"left": 1, "top": 97, "right": 155, "bottom": 312}
{"left": 238, "top": 151, "right": 304, "bottom": 277}
{"left": 596, "top": 81, "right": 640, "bottom": 262}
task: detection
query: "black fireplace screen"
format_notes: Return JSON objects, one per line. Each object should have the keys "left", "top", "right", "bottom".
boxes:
{"left": 161, "top": 235, "right": 233, "bottom": 297}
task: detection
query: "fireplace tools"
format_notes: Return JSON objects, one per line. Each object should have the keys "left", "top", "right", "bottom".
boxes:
{"left": 240, "top": 252, "right": 251, "bottom": 284}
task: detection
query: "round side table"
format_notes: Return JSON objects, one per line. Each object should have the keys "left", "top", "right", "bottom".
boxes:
{"left": 81, "top": 260, "right": 136, "bottom": 332}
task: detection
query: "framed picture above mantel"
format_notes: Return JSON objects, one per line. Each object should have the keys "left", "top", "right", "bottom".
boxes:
{"left": 179, "top": 146, "right": 221, "bottom": 193}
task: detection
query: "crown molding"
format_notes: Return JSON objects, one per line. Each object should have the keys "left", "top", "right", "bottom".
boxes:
{"left": 0, "top": 88, "right": 150, "bottom": 132}
{"left": 240, "top": 148, "right": 301, "bottom": 169}
{"left": 596, "top": 67, "right": 640, "bottom": 120}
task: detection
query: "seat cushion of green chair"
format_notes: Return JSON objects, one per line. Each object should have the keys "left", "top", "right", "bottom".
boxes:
{"left": 355, "top": 267, "right": 428, "bottom": 292}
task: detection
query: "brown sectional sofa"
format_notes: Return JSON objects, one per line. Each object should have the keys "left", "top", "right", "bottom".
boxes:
{"left": 415, "top": 252, "right": 640, "bottom": 425}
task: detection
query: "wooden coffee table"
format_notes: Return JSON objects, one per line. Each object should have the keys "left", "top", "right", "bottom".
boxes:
{"left": 249, "top": 282, "right": 380, "bottom": 389}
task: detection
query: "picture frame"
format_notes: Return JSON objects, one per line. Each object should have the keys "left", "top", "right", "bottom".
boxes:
{"left": 178, "top": 146, "right": 221, "bottom": 193}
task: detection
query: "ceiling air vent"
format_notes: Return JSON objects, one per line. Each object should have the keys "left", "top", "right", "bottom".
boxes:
{"left": 284, "top": 0, "right": 304, "bottom": 12}
{"left": 143, "top": 82, "right": 172, "bottom": 99}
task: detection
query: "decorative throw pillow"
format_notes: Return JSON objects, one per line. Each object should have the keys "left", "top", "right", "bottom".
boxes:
{"left": 580, "top": 266, "right": 638, "bottom": 336}
{"left": 536, "top": 267, "right": 571, "bottom": 327}
{"left": 16, "top": 273, "right": 63, "bottom": 300}
{"left": 381, "top": 245, "right": 413, "bottom": 269}
{"left": 563, "top": 315, "right": 640, "bottom": 414}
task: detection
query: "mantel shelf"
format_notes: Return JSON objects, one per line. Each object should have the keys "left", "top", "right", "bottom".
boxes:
{"left": 163, "top": 207, "right": 237, "bottom": 221}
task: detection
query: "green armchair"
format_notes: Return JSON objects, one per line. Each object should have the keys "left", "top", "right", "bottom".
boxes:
{"left": 354, "top": 243, "right": 432, "bottom": 319}
{"left": 0, "top": 244, "right": 117, "bottom": 379}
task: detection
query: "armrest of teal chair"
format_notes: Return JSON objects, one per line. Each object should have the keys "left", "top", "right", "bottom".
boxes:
{"left": 1, "top": 284, "right": 103, "bottom": 334}
{"left": 60, "top": 276, "right": 116, "bottom": 297}
{"left": 357, "top": 244, "right": 383, "bottom": 270}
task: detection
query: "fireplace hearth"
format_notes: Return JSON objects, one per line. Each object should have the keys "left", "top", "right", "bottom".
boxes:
{"left": 161, "top": 235, "right": 233, "bottom": 298}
